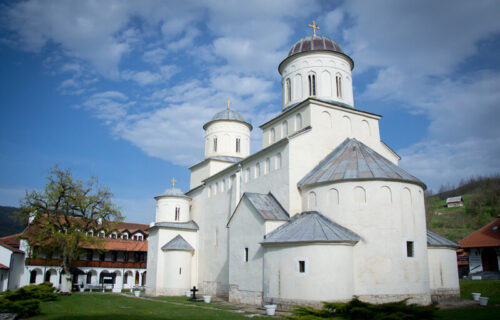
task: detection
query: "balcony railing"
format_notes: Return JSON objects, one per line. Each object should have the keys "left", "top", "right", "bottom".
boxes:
{"left": 25, "top": 258, "right": 146, "bottom": 269}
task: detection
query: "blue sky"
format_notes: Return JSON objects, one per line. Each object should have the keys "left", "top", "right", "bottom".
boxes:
{"left": 1, "top": 0, "right": 500, "bottom": 223}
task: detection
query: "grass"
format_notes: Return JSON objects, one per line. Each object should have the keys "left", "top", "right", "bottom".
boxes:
{"left": 459, "top": 280, "right": 500, "bottom": 304}
{"left": 31, "top": 293, "right": 267, "bottom": 320}
{"left": 151, "top": 296, "right": 236, "bottom": 310}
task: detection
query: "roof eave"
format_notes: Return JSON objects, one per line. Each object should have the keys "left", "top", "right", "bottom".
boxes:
{"left": 260, "top": 240, "right": 358, "bottom": 246}
{"left": 278, "top": 50, "right": 355, "bottom": 74}
{"left": 298, "top": 177, "right": 427, "bottom": 191}
{"left": 203, "top": 119, "right": 253, "bottom": 131}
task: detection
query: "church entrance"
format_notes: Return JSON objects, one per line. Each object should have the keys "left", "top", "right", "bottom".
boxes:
{"left": 481, "top": 247, "right": 499, "bottom": 271}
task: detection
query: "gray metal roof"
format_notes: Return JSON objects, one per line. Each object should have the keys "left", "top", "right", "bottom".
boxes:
{"left": 427, "top": 230, "right": 460, "bottom": 248}
{"left": 298, "top": 138, "right": 425, "bottom": 189}
{"left": 245, "top": 193, "right": 290, "bottom": 221}
{"left": 156, "top": 187, "right": 190, "bottom": 199}
{"left": 262, "top": 211, "right": 360, "bottom": 245}
{"left": 153, "top": 220, "right": 199, "bottom": 230}
{"left": 288, "top": 36, "right": 345, "bottom": 56}
{"left": 161, "top": 234, "right": 194, "bottom": 251}
{"left": 203, "top": 109, "right": 252, "bottom": 130}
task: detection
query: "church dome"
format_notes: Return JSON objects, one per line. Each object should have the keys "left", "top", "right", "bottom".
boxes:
{"left": 203, "top": 109, "right": 252, "bottom": 130}
{"left": 156, "top": 187, "right": 190, "bottom": 199}
{"left": 287, "top": 35, "right": 345, "bottom": 57}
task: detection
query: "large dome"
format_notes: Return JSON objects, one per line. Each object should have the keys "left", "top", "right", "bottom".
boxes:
{"left": 288, "top": 36, "right": 345, "bottom": 57}
{"left": 203, "top": 109, "right": 252, "bottom": 130}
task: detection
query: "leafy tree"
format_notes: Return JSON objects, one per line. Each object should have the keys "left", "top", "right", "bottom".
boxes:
{"left": 18, "top": 167, "right": 123, "bottom": 291}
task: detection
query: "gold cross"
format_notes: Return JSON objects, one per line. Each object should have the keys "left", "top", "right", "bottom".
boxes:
{"left": 170, "top": 177, "right": 176, "bottom": 188}
{"left": 225, "top": 98, "right": 232, "bottom": 110}
{"left": 308, "top": 20, "right": 320, "bottom": 37}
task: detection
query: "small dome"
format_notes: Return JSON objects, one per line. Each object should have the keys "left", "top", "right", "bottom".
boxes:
{"left": 211, "top": 109, "right": 246, "bottom": 122}
{"left": 287, "top": 36, "right": 344, "bottom": 57}
{"left": 203, "top": 109, "right": 252, "bottom": 130}
{"left": 156, "top": 187, "right": 189, "bottom": 199}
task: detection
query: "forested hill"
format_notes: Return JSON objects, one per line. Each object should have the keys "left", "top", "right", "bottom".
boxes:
{"left": 0, "top": 206, "right": 26, "bottom": 237}
{"left": 426, "top": 176, "right": 500, "bottom": 242}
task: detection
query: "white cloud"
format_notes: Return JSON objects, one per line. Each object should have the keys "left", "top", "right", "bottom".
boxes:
{"left": 78, "top": 91, "right": 134, "bottom": 123}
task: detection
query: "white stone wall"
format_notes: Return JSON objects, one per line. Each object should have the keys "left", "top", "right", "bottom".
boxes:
{"left": 228, "top": 198, "right": 267, "bottom": 304}
{"left": 163, "top": 250, "right": 193, "bottom": 295}
{"left": 205, "top": 121, "right": 251, "bottom": 159}
{"left": 427, "top": 247, "right": 460, "bottom": 299}
{"left": 156, "top": 196, "right": 190, "bottom": 223}
{"left": 280, "top": 52, "right": 354, "bottom": 110}
{"left": 303, "top": 180, "right": 431, "bottom": 304}
{"left": 263, "top": 244, "right": 355, "bottom": 303}
{"left": 190, "top": 159, "right": 237, "bottom": 189}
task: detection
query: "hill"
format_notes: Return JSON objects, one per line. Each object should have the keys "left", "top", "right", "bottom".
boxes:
{"left": 426, "top": 176, "right": 500, "bottom": 242}
{"left": 0, "top": 206, "right": 26, "bottom": 237}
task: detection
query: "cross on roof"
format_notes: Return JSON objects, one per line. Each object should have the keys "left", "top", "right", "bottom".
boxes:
{"left": 308, "top": 20, "right": 320, "bottom": 37}
{"left": 225, "top": 98, "right": 232, "bottom": 110}
{"left": 170, "top": 177, "right": 176, "bottom": 188}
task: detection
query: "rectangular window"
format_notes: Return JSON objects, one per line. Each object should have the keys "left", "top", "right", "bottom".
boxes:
{"left": 175, "top": 207, "right": 180, "bottom": 221}
{"left": 236, "top": 138, "right": 241, "bottom": 153}
{"left": 299, "top": 260, "right": 305, "bottom": 273}
{"left": 179, "top": 268, "right": 182, "bottom": 275}
{"left": 244, "top": 247, "right": 249, "bottom": 262}
{"left": 406, "top": 241, "right": 414, "bottom": 257}
{"left": 213, "top": 137, "right": 217, "bottom": 152}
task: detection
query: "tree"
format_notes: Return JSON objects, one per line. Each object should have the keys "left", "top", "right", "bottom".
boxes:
{"left": 18, "top": 167, "right": 123, "bottom": 292}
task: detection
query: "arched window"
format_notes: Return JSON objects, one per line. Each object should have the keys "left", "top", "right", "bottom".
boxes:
{"left": 175, "top": 207, "right": 180, "bottom": 221}
{"left": 255, "top": 163, "right": 260, "bottom": 178}
{"left": 270, "top": 128, "right": 276, "bottom": 143}
{"left": 282, "top": 120, "right": 288, "bottom": 137}
{"left": 245, "top": 168, "right": 250, "bottom": 182}
{"left": 213, "top": 137, "right": 218, "bottom": 152}
{"left": 220, "top": 179, "right": 225, "bottom": 192}
{"left": 285, "top": 78, "right": 291, "bottom": 103}
{"left": 275, "top": 153, "right": 282, "bottom": 170}
{"left": 236, "top": 138, "right": 241, "bottom": 153}
{"left": 336, "top": 73, "right": 342, "bottom": 98}
{"left": 265, "top": 158, "right": 270, "bottom": 174}
{"left": 308, "top": 191, "right": 317, "bottom": 209}
{"left": 296, "top": 113, "right": 302, "bottom": 130}
{"left": 308, "top": 74, "right": 316, "bottom": 96}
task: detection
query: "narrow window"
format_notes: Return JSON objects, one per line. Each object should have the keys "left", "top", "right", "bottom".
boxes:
{"left": 245, "top": 168, "right": 250, "bottom": 182}
{"left": 282, "top": 120, "right": 288, "bottom": 137}
{"left": 286, "top": 78, "right": 291, "bottom": 103}
{"left": 296, "top": 113, "right": 302, "bottom": 130}
{"left": 220, "top": 180, "right": 224, "bottom": 192}
{"left": 406, "top": 241, "right": 414, "bottom": 257}
{"left": 308, "top": 74, "right": 316, "bottom": 96}
{"left": 175, "top": 207, "right": 180, "bottom": 221}
{"left": 244, "top": 247, "right": 249, "bottom": 262}
{"left": 213, "top": 137, "right": 217, "bottom": 152}
{"left": 265, "top": 158, "right": 270, "bottom": 174}
{"left": 255, "top": 163, "right": 260, "bottom": 178}
{"left": 270, "top": 128, "right": 276, "bottom": 143}
{"left": 236, "top": 138, "right": 241, "bottom": 153}
{"left": 179, "top": 268, "right": 182, "bottom": 275}
{"left": 336, "top": 74, "right": 342, "bottom": 98}
{"left": 299, "top": 260, "right": 305, "bottom": 273}
{"left": 276, "top": 153, "right": 282, "bottom": 170}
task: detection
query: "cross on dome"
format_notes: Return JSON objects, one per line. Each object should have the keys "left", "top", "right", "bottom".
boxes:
{"left": 308, "top": 20, "right": 320, "bottom": 37}
{"left": 225, "top": 98, "right": 232, "bottom": 110}
{"left": 170, "top": 177, "right": 176, "bottom": 188}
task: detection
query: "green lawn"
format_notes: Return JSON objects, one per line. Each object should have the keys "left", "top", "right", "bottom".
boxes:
{"left": 459, "top": 280, "right": 500, "bottom": 304}
{"left": 31, "top": 293, "right": 266, "bottom": 320}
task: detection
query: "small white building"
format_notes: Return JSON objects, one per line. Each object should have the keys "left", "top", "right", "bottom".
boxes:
{"left": 146, "top": 29, "right": 460, "bottom": 307}
{"left": 446, "top": 196, "right": 463, "bottom": 208}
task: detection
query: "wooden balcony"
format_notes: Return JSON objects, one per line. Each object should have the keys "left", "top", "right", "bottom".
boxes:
{"left": 25, "top": 258, "right": 146, "bottom": 269}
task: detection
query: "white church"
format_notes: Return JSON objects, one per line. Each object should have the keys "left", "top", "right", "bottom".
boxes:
{"left": 146, "top": 24, "right": 460, "bottom": 308}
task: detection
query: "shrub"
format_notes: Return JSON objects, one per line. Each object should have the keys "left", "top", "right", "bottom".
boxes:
{"left": 0, "top": 282, "right": 57, "bottom": 318}
{"left": 288, "top": 297, "right": 438, "bottom": 320}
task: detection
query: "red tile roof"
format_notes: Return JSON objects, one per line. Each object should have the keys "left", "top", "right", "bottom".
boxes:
{"left": 80, "top": 238, "right": 147, "bottom": 252}
{"left": 459, "top": 215, "right": 500, "bottom": 248}
{"left": 0, "top": 233, "right": 21, "bottom": 248}
{"left": 0, "top": 240, "right": 24, "bottom": 254}
{"left": 0, "top": 263, "right": 9, "bottom": 270}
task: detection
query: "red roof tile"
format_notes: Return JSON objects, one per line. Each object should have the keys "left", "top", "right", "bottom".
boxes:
{"left": 80, "top": 238, "right": 147, "bottom": 252}
{"left": 0, "top": 233, "right": 21, "bottom": 248}
{"left": 0, "top": 263, "right": 9, "bottom": 270}
{"left": 459, "top": 215, "right": 500, "bottom": 248}
{"left": 0, "top": 241, "right": 24, "bottom": 254}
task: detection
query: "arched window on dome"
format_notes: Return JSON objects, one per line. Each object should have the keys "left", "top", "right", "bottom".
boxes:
{"left": 336, "top": 73, "right": 343, "bottom": 98}
{"left": 285, "top": 78, "right": 291, "bottom": 103}
{"left": 296, "top": 113, "right": 303, "bottom": 130}
{"left": 308, "top": 73, "right": 316, "bottom": 96}
{"left": 236, "top": 138, "right": 241, "bottom": 153}
{"left": 213, "top": 137, "right": 218, "bottom": 152}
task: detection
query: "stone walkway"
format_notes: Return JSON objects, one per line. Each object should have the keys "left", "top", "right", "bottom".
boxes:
{"left": 120, "top": 293, "right": 286, "bottom": 318}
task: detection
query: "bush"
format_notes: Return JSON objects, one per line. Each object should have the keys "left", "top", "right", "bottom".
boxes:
{"left": 0, "top": 282, "right": 57, "bottom": 318}
{"left": 288, "top": 297, "right": 438, "bottom": 320}
{"left": 0, "top": 298, "right": 40, "bottom": 318}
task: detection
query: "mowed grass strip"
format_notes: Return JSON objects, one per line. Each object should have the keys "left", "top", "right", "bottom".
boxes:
{"left": 459, "top": 280, "right": 500, "bottom": 304}
{"left": 32, "top": 293, "right": 263, "bottom": 320}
